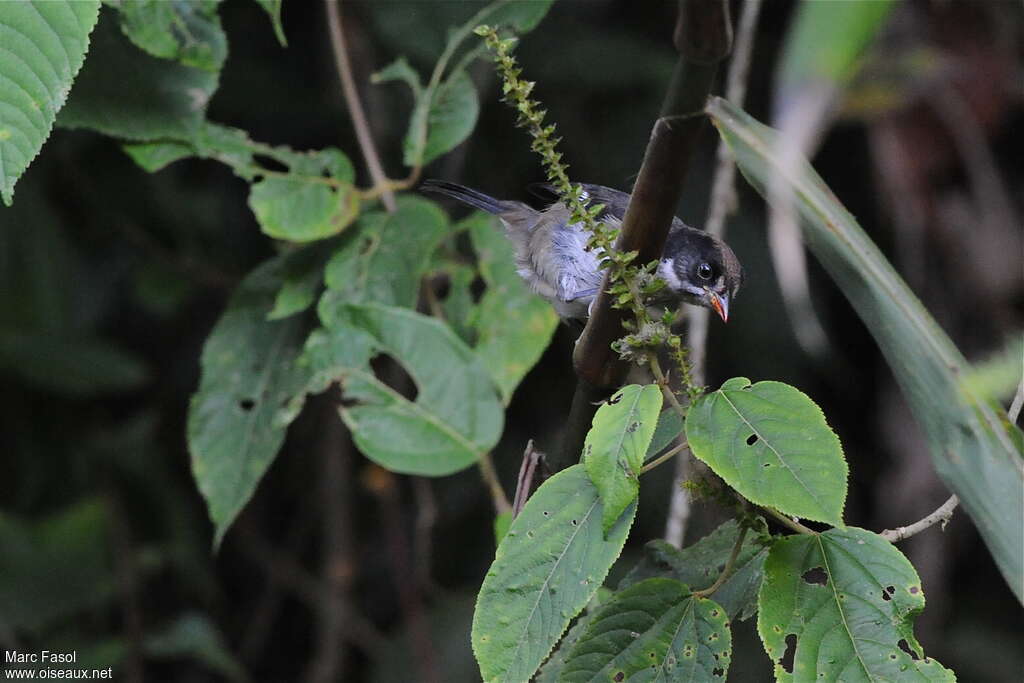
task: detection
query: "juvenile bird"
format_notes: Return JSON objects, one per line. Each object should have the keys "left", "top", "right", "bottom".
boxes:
{"left": 421, "top": 180, "right": 743, "bottom": 322}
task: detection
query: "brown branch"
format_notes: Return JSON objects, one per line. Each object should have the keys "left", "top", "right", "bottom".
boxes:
{"left": 555, "top": 0, "right": 733, "bottom": 471}
{"left": 325, "top": 0, "right": 396, "bottom": 212}
{"left": 880, "top": 495, "right": 959, "bottom": 543}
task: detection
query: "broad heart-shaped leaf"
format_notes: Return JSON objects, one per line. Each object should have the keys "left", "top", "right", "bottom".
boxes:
{"left": 0, "top": 0, "right": 100, "bottom": 205}
{"left": 620, "top": 519, "right": 769, "bottom": 622}
{"left": 188, "top": 256, "right": 316, "bottom": 547}
{"left": 404, "top": 68, "right": 479, "bottom": 167}
{"left": 708, "top": 97, "right": 1024, "bottom": 602}
{"left": 57, "top": 9, "right": 218, "bottom": 141}
{"left": 466, "top": 212, "right": 558, "bottom": 403}
{"left": 248, "top": 148, "right": 359, "bottom": 242}
{"left": 584, "top": 384, "right": 662, "bottom": 533}
{"left": 318, "top": 196, "right": 449, "bottom": 322}
{"left": 559, "top": 579, "right": 731, "bottom": 682}
{"left": 757, "top": 527, "right": 953, "bottom": 682}
{"left": 303, "top": 304, "right": 503, "bottom": 476}
{"left": 473, "top": 465, "right": 636, "bottom": 683}
{"left": 686, "top": 377, "right": 847, "bottom": 526}
{"left": 115, "top": 0, "right": 226, "bottom": 72}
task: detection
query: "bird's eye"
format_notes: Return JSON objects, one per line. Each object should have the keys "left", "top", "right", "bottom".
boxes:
{"left": 697, "top": 263, "right": 714, "bottom": 281}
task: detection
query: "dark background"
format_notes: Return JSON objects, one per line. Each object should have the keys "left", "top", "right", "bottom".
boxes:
{"left": 1, "top": 1, "right": 1021, "bottom": 681}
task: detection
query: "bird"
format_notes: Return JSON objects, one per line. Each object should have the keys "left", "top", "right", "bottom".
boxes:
{"left": 420, "top": 180, "right": 743, "bottom": 322}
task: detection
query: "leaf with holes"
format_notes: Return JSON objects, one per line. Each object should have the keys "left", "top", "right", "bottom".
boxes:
{"left": 708, "top": 97, "right": 1024, "bottom": 601}
{"left": 559, "top": 578, "right": 731, "bottom": 682}
{"left": 317, "top": 196, "right": 449, "bottom": 322}
{"left": 583, "top": 384, "right": 662, "bottom": 534}
{"left": 472, "top": 465, "right": 635, "bottom": 683}
{"left": 758, "top": 526, "right": 954, "bottom": 681}
{"left": 0, "top": 0, "right": 100, "bottom": 205}
{"left": 122, "top": 122, "right": 258, "bottom": 175}
{"left": 303, "top": 304, "right": 502, "bottom": 476}
{"left": 620, "top": 519, "right": 770, "bottom": 622}
{"left": 58, "top": 9, "right": 218, "bottom": 141}
{"left": 188, "top": 256, "right": 317, "bottom": 546}
{"left": 248, "top": 147, "right": 359, "bottom": 242}
{"left": 115, "top": 0, "right": 226, "bottom": 72}
{"left": 686, "top": 377, "right": 847, "bottom": 526}
{"left": 466, "top": 212, "right": 558, "bottom": 404}
{"left": 534, "top": 589, "right": 611, "bottom": 683}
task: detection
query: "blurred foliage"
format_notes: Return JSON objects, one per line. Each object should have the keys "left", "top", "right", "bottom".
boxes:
{"left": 0, "top": 1, "right": 1021, "bottom": 681}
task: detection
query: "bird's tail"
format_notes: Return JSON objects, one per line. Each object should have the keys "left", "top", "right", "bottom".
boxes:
{"left": 419, "top": 179, "right": 508, "bottom": 215}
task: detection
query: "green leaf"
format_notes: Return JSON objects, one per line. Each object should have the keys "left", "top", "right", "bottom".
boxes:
{"left": 757, "top": 527, "right": 953, "bottom": 682}
{"left": 0, "top": 499, "right": 114, "bottom": 630}
{"left": 620, "top": 519, "right": 769, "bottom": 622}
{"left": 686, "top": 377, "right": 847, "bottom": 526}
{"left": 318, "top": 196, "right": 449, "bottom": 320}
{"left": 584, "top": 384, "right": 662, "bottom": 533}
{"left": 188, "top": 256, "right": 316, "bottom": 546}
{"left": 122, "top": 121, "right": 257, "bottom": 174}
{"left": 467, "top": 212, "right": 558, "bottom": 403}
{"left": 777, "top": 1, "right": 895, "bottom": 93}
{"left": 472, "top": 465, "right": 636, "bottom": 683}
{"left": 266, "top": 240, "right": 339, "bottom": 321}
{"left": 145, "top": 612, "right": 247, "bottom": 682}
{"left": 405, "top": 69, "right": 479, "bottom": 167}
{"left": 534, "top": 592, "right": 606, "bottom": 683}
{"left": 116, "top": 0, "right": 226, "bottom": 72}
{"left": 481, "top": 0, "right": 556, "bottom": 33}
{"left": 58, "top": 10, "right": 218, "bottom": 141}
{"left": 493, "top": 511, "right": 512, "bottom": 546}
{"left": 248, "top": 147, "right": 359, "bottom": 242}
{"left": 645, "top": 408, "right": 684, "bottom": 463}
{"left": 708, "top": 96, "right": 1024, "bottom": 602}
{"left": 304, "top": 304, "right": 503, "bottom": 476}
{"left": 560, "top": 578, "right": 731, "bottom": 682}
{"left": 964, "top": 334, "right": 1023, "bottom": 402}
{"left": 372, "top": 56, "right": 423, "bottom": 96}
{"left": 253, "top": 0, "right": 286, "bottom": 47}
{"left": 0, "top": 331, "right": 148, "bottom": 397}
{"left": 0, "top": 0, "right": 100, "bottom": 205}
{"left": 438, "top": 260, "right": 477, "bottom": 344}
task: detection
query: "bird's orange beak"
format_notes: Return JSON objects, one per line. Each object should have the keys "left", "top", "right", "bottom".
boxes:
{"left": 708, "top": 292, "right": 729, "bottom": 323}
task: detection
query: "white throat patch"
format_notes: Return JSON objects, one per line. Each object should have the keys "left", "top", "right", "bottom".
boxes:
{"left": 658, "top": 259, "right": 683, "bottom": 291}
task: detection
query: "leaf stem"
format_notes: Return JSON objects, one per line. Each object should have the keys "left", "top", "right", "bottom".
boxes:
{"left": 880, "top": 494, "right": 959, "bottom": 543}
{"left": 649, "top": 355, "right": 686, "bottom": 419}
{"left": 640, "top": 441, "right": 690, "bottom": 475}
{"left": 478, "top": 451, "right": 512, "bottom": 515}
{"left": 324, "top": 0, "right": 396, "bottom": 212}
{"left": 762, "top": 506, "right": 816, "bottom": 535}
{"left": 693, "top": 525, "right": 748, "bottom": 598}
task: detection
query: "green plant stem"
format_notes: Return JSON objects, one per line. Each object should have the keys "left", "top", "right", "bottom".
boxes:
{"left": 649, "top": 355, "right": 687, "bottom": 419}
{"left": 693, "top": 525, "right": 748, "bottom": 598}
{"left": 478, "top": 451, "right": 512, "bottom": 515}
{"left": 763, "top": 506, "right": 816, "bottom": 535}
{"left": 640, "top": 441, "right": 689, "bottom": 475}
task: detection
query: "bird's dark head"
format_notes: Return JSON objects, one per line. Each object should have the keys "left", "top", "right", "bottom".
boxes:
{"left": 658, "top": 229, "right": 743, "bottom": 322}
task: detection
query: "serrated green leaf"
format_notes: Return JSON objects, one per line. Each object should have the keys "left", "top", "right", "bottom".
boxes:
{"left": 473, "top": 465, "right": 635, "bottom": 683}
{"left": 405, "top": 68, "right": 479, "bottom": 167}
{"left": 584, "top": 384, "right": 662, "bottom": 533}
{"left": 560, "top": 578, "right": 731, "bottom": 682}
{"left": 58, "top": 10, "right": 218, "bottom": 141}
{"left": 757, "top": 527, "right": 954, "bottom": 682}
{"left": 707, "top": 96, "right": 1024, "bottom": 602}
{"left": 318, "top": 196, "right": 449, "bottom": 323}
{"left": 620, "top": 519, "right": 769, "bottom": 622}
{"left": 686, "top": 377, "right": 847, "bottom": 526}
{"left": 303, "top": 304, "right": 503, "bottom": 476}
{"left": 466, "top": 212, "right": 557, "bottom": 403}
{"left": 116, "top": 0, "right": 226, "bottom": 72}
{"left": 188, "top": 256, "right": 316, "bottom": 546}
{"left": 645, "top": 408, "right": 684, "bottom": 463}
{"left": 253, "top": 0, "right": 286, "bottom": 47}
{"left": 0, "top": 0, "right": 100, "bottom": 205}
{"left": 248, "top": 147, "right": 359, "bottom": 242}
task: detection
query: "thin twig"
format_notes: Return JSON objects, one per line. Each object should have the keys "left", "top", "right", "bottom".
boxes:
{"left": 324, "top": 0, "right": 396, "bottom": 212}
{"left": 880, "top": 495, "right": 959, "bottom": 543}
{"left": 693, "top": 525, "right": 749, "bottom": 598}
{"left": 649, "top": 355, "right": 687, "bottom": 418}
{"left": 667, "top": 0, "right": 761, "bottom": 549}
{"left": 512, "top": 440, "right": 545, "bottom": 517}
{"left": 478, "top": 451, "right": 512, "bottom": 514}
{"left": 641, "top": 440, "right": 689, "bottom": 475}
{"left": 1009, "top": 373, "right": 1024, "bottom": 423}
{"left": 762, "top": 506, "right": 816, "bottom": 535}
